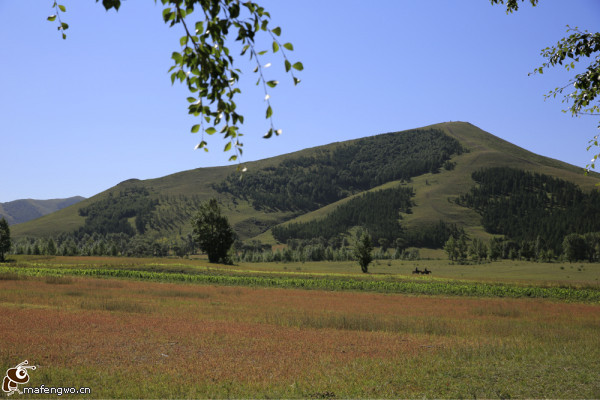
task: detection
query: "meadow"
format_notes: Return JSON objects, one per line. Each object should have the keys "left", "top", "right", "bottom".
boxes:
{"left": 0, "top": 256, "right": 599, "bottom": 398}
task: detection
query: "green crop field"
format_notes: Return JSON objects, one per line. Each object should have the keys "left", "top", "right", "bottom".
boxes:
{"left": 1, "top": 256, "right": 599, "bottom": 398}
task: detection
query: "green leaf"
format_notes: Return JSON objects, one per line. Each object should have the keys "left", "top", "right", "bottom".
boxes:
{"left": 272, "top": 41, "right": 279, "bottom": 53}
{"left": 266, "top": 80, "right": 278, "bottom": 88}
{"left": 257, "top": 50, "right": 268, "bottom": 55}
{"left": 293, "top": 76, "right": 301, "bottom": 86}
{"left": 47, "top": 15, "right": 57, "bottom": 21}
{"left": 272, "top": 26, "right": 281, "bottom": 36}
{"left": 283, "top": 42, "right": 294, "bottom": 51}
{"left": 228, "top": 155, "right": 237, "bottom": 162}
{"left": 171, "top": 52, "right": 182, "bottom": 63}
{"left": 285, "top": 60, "right": 291, "bottom": 72}
{"left": 58, "top": 4, "right": 66, "bottom": 12}
{"left": 205, "top": 127, "right": 217, "bottom": 135}
{"left": 180, "top": 36, "right": 188, "bottom": 46}
{"left": 292, "top": 62, "right": 304, "bottom": 71}
{"left": 266, "top": 105, "right": 273, "bottom": 118}
{"left": 187, "top": 97, "right": 197, "bottom": 103}
{"left": 224, "top": 142, "right": 232, "bottom": 152}
{"left": 191, "top": 124, "right": 200, "bottom": 133}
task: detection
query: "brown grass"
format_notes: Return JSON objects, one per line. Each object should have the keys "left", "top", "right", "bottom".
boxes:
{"left": 0, "top": 277, "right": 598, "bottom": 398}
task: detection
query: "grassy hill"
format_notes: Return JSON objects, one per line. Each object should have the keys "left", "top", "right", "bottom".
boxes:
{"left": 12, "top": 122, "right": 600, "bottom": 248}
{"left": 0, "top": 196, "right": 85, "bottom": 225}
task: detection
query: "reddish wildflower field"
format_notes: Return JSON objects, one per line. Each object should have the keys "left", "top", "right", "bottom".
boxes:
{"left": 0, "top": 274, "right": 599, "bottom": 398}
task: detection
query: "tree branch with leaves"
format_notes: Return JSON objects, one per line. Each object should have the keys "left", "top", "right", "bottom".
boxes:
{"left": 491, "top": 0, "right": 600, "bottom": 172}
{"left": 48, "top": 0, "right": 302, "bottom": 164}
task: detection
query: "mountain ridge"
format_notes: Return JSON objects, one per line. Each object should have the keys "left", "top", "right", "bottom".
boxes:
{"left": 11, "top": 122, "right": 600, "bottom": 247}
{"left": 0, "top": 196, "right": 85, "bottom": 226}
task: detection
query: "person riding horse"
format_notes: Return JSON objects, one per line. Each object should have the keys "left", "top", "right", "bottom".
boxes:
{"left": 412, "top": 267, "right": 431, "bottom": 275}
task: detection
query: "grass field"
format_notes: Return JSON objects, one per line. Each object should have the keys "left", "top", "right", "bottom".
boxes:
{"left": 1, "top": 256, "right": 599, "bottom": 398}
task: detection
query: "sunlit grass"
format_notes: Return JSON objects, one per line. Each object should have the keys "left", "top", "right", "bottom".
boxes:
{"left": 0, "top": 275, "right": 598, "bottom": 398}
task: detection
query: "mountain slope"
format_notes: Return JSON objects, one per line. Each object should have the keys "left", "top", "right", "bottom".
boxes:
{"left": 0, "top": 196, "right": 85, "bottom": 225}
{"left": 12, "top": 122, "right": 600, "bottom": 247}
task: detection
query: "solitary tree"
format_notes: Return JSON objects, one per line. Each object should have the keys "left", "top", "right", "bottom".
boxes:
{"left": 457, "top": 234, "right": 469, "bottom": 262}
{"left": 444, "top": 235, "right": 458, "bottom": 262}
{"left": 353, "top": 231, "right": 373, "bottom": 273}
{"left": 0, "top": 218, "right": 11, "bottom": 262}
{"left": 192, "top": 198, "right": 235, "bottom": 263}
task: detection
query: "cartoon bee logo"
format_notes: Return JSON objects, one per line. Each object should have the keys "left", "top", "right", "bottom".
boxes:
{"left": 2, "top": 360, "right": 36, "bottom": 396}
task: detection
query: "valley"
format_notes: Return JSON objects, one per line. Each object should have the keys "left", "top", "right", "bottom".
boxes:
{"left": 3, "top": 122, "right": 600, "bottom": 398}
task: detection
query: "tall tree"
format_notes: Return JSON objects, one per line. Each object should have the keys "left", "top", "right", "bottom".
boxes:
{"left": 444, "top": 235, "right": 458, "bottom": 262}
{"left": 353, "top": 231, "right": 373, "bottom": 274}
{"left": 46, "top": 238, "right": 57, "bottom": 256}
{"left": 191, "top": 198, "right": 235, "bottom": 263}
{"left": 0, "top": 218, "right": 11, "bottom": 262}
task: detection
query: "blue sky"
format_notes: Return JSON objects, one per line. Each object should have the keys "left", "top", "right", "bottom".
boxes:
{"left": 1, "top": 0, "right": 599, "bottom": 202}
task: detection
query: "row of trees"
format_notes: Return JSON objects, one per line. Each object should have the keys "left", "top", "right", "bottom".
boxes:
{"left": 444, "top": 232, "right": 600, "bottom": 263}
{"left": 11, "top": 233, "right": 197, "bottom": 258}
{"left": 233, "top": 240, "right": 420, "bottom": 265}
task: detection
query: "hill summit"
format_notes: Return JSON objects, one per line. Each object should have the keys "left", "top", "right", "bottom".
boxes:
{"left": 11, "top": 122, "right": 600, "bottom": 256}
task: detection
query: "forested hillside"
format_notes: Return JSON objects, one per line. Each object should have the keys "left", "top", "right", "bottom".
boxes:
{"left": 272, "top": 187, "right": 414, "bottom": 242}
{"left": 215, "top": 128, "right": 464, "bottom": 211}
{"left": 271, "top": 187, "right": 465, "bottom": 249}
{"left": 10, "top": 122, "right": 600, "bottom": 258}
{"left": 458, "top": 167, "right": 600, "bottom": 252}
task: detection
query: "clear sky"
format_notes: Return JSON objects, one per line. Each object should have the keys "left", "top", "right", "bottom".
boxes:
{"left": 1, "top": 0, "right": 599, "bottom": 203}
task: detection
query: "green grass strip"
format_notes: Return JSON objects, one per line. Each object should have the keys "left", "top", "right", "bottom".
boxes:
{"left": 1, "top": 265, "right": 599, "bottom": 303}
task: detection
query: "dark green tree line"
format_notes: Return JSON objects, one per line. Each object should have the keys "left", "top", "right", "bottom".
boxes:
{"left": 458, "top": 167, "right": 600, "bottom": 253}
{"left": 215, "top": 129, "right": 463, "bottom": 211}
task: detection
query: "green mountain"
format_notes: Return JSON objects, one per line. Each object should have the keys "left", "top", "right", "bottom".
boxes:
{"left": 0, "top": 196, "right": 85, "bottom": 225}
{"left": 12, "top": 122, "right": 600, "bottom": 250}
